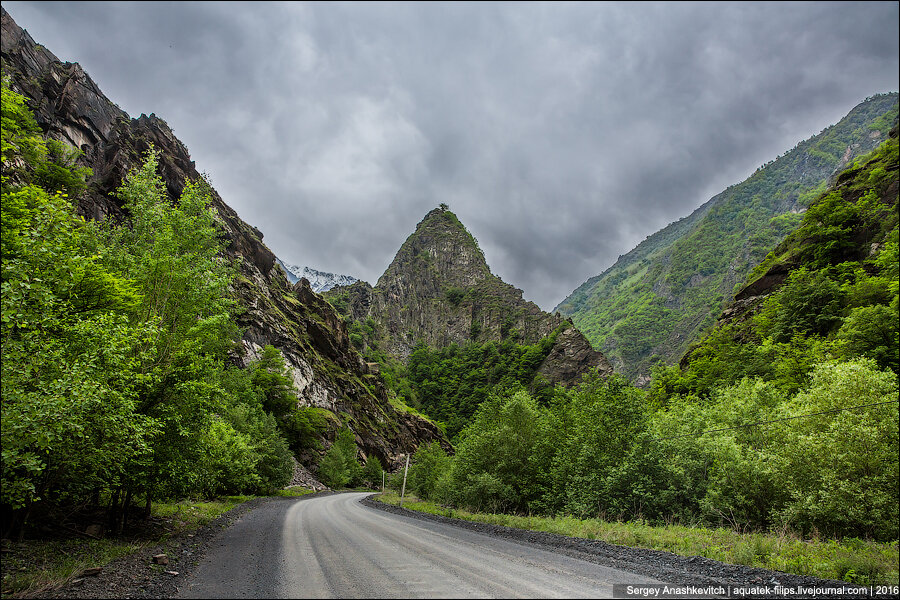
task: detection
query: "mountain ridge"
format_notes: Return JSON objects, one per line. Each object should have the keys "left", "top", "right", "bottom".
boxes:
{"left": 276, "top": 258, "right": 358, "bottom": 292}
{"left": 1, "top": 6, "right": 449, "bottom": 469}
{"left": 556, "top": 92, "right": 899, "bottom": 382}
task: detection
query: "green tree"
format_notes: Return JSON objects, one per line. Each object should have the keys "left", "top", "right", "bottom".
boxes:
{"left": 95, "top": 147, "right": 239, "bottom": 512}
{"left": 1, "top": 82, "right": 149, "bottom": 536}
{"left": 772, "top": 359, "right": 899, "bottom": 540}
{"left": 449, "top": 389, "right": 553, "bottom": 513}
{"left": 837, "top": 299, "right": 899, "bottom": 373}
{"left": 250, "top": 345, "right": 297, "bottom": 418}
{"left": 317, "top": 428, "right": 361, "bottom": 489}
{"left": 407, "top": 441, "right": 451, "bottom": 501}
{"left": 550, "top": 374, "right": 652, "bottom": 518}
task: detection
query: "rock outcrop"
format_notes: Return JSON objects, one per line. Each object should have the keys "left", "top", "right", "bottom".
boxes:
{"left": 1, "top": 7, "right": 449, "bottom": 469}
{"left": 327, "top": 207, "right": 612, "bottom": 385}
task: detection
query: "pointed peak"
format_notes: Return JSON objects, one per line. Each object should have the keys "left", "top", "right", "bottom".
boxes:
{"left": 417, "top": 204, "right": 466, "bottom": 230}
{"left": 411, "top": 205, "right": 481, "bottom": 250}
{"left": 377, "top": 206, "right": 490, "bottom": 290}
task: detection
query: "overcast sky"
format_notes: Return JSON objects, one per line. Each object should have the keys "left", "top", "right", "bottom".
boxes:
{"left": 5, "top": 2, "right": 899, "bottom": 309}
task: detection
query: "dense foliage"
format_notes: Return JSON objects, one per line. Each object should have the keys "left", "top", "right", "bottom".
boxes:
{"left": 1, "top": 81, "right": 296, "bottom": 537}
{"left": 405, "top": 333, "right": 559, "bottom": 438}
{"left": 404, "top": 357, "right": 898, "bottom": 541}
{"left": 557, "top": 93, "right": 898, "bottom": 380}
{"left": 402, "top": 132, "right": 899, "bottom": 542}
{"left": 317, "top": 428, "right": 383, "bottom": 489}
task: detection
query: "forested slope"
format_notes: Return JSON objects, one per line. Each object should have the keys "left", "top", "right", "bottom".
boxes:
{"left": 557, "top": 93, "right": 898, "bottom": 382}
{"left": 1, "top": 7, "right": 447, "bottom": 538}
{"left": 400, "top": 129, "right": 898, "bottom": 548}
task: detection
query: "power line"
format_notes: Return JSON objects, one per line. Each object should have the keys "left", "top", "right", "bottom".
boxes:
{"left": 654, "top": 399, "right": 899, "bottom": 441}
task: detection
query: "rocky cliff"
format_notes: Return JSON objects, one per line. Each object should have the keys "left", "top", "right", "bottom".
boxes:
{"left": 326, "top": 207, "right": 612, "bottom": 385}
{"left": 1, "top": 7, "right": 449, "bottom": 469}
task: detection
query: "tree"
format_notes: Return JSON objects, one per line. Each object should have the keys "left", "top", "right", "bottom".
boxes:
{"left": 251, "top": 345, "right": 297, "bottom": 418}
{"left": 837, "top": 300, "right": 899, "bottom": 373}
{"left": 2, "top": 81, "right": 149, "bottom": 536}
{"left": 407, "top": 441, "right": 451, "bottom": 501}
{"left": 317, "top": 428, "right": 361, "bottom": 489}
{"left": 449, "top": 389, "right": 553, "bottom": 513}
{"left": 772, "top": 359, "right": 898, "bottom": 540}
{"left": 96, "top": 147, "right": 238, "bottom": 515}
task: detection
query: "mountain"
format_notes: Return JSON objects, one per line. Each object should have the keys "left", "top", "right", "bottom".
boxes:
{"left": 325, "top": 206, "right": 612, "bottom": 388}
{"left": 664, "top": 120, "right": 898, "bottom": 396}
{"left": 1, "top": 7, "right": 448, "bottom": 469}
{"left": 276, "top": 258, "right": 358, "bottom": 292}
{"left": 556, "top": 93, "right": 899, "bottom": 382}
{"left": 707, "top": 122, "right": 898, "bottom": 351}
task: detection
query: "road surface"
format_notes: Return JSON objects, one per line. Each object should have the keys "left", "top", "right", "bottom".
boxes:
{"left": 177, "top": 492, "right": 666, "bottom": 598}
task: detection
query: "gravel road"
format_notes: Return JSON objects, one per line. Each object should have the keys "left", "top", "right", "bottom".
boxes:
{"left": 37, "top": 492, "right": 889, "bottom": 599}
{"left": 176, "top": 492, "right": 664, "bottom": 598}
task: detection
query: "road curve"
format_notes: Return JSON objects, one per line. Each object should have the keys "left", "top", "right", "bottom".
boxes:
{"left": 177, "top": 492, "right": 665, "bottom": 599}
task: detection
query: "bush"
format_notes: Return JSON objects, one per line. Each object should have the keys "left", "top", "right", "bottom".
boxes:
{"left": 407, "top": 442, "right": 451, "bottom": 501}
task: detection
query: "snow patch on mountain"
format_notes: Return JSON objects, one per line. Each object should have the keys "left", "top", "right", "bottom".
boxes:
{"left": 276, "top": 257, "right": 358, "bottom": 292}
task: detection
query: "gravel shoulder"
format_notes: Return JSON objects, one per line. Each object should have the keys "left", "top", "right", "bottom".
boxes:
{"left": 31, "top": 493, "right": 332, "bottom": 600}
{"left": 362, "top": 496, "right": 892, "bottom": 600}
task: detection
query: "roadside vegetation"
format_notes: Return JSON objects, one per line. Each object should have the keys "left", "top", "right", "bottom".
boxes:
{"left": 0, "top": 488, "right": 319, "bottom": 597}
{"left": 0, "top": 496, "right": 248, "bottom": 597}
{"left": 1, "top": 78, "right": 329, "bottom": 544}
{"left": 373, "top": 128, "right": 899, "bottom": 585}
{"left": 375, "top": 491, "right": 899, "bottom": 586}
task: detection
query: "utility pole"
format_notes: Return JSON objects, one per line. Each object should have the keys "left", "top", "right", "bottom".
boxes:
{"left": 399, "top": 454, "right": 410, "bottom": 507}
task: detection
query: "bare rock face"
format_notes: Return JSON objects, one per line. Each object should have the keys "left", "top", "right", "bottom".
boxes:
{"left": 1, "top": 7, "right": 449, "bottom": 469}
{"left": 535, "top": 327, "right": 613, "bottom": 386}
{"left": 328, "top": 207, "right": 612, "bottom": 387}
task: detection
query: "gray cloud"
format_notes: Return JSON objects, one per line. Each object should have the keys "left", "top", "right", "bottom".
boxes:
{"left": 6, "top": 1, "right": 898, "bottom": 309}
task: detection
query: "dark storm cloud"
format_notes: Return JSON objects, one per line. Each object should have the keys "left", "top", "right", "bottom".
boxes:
{"left": 5, "top": 1, "right": 899, "bottom": 309}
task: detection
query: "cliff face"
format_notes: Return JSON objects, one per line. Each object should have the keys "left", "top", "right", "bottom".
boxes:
{"left": 327, "top": 207, "right": 612, "bottom": 384}
{"left": 1, "top": 7, "right": 449, "bottom": 468}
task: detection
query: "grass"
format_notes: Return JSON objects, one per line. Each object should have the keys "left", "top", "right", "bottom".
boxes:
{"left": 374, "top": 491, "right": 899, "bottom": 586}
{"left": 0, "top": 491, "right": 309, "bottom": 598}
{"left": 1, "top": 537, "right": 143, "bottom": 598}
{"left": 272, "top": 486, "right": 317, "bottom": 498}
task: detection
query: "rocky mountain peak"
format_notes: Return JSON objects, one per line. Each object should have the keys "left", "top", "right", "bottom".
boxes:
{"left": 326, "top": 207, "right": 612, "bottom": 383}
{"left": 376, "top": 206, "right": 491, "bottom": 293}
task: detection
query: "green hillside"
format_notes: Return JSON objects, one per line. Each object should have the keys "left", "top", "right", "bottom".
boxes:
{"left": 557, "top": 93, "right": 898, "bottom": 381}
{"left": 395, "top": 127, "right": 899, "bottom": 553}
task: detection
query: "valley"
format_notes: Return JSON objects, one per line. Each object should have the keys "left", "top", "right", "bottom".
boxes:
{"left": 1, "top": 4, "right": 898, "bottom": 598}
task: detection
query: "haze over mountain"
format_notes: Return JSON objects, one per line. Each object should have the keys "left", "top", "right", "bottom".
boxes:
{"left": 4, "top": 1, "right": 898, "bottom": 309}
